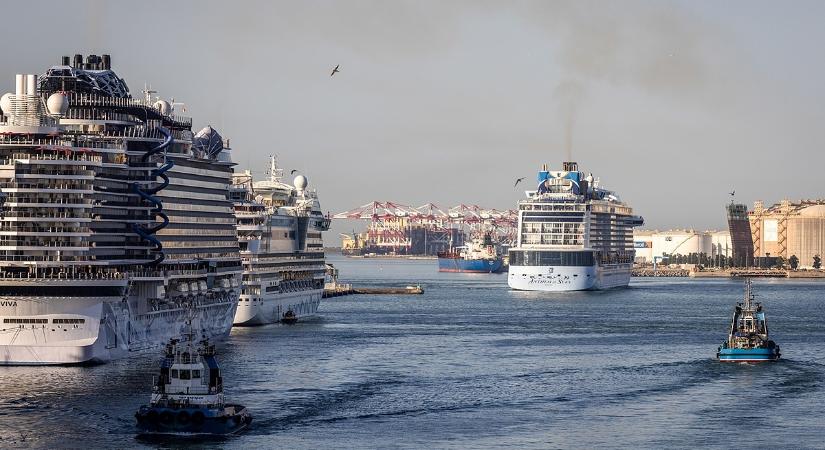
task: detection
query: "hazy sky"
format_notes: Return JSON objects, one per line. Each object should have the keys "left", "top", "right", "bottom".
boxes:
{"left": 3, "top": 1, "right": 825, "bottom": 239}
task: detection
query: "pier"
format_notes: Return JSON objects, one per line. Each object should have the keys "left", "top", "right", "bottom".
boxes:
{"left": 323, "top": 283, "right": 424, "bottom": 298}
{"left": 632, "top": 268, "right": 825, "bottom": 278}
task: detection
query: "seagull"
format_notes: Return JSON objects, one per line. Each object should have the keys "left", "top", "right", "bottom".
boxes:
{"left": 729, "top": 190, "right": 735, "bottom": 197}
{"left": 514, "top": 177, "right": 526, "bottom": 187}
{"left": 290, "top": 169, "right": 298, "bottom": 174}
{"left": 330, "top": 65, "right": 340, "bottom": 77}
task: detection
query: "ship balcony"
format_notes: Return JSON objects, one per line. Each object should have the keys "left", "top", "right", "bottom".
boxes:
{"left": 0, "top": 244, "right": 90, "bottom": 252}
{"left": 10, "top": 155, "right": 103, "bottom": 167}
{"left": 13, "top": 172, "right": 96, "bottom": 180}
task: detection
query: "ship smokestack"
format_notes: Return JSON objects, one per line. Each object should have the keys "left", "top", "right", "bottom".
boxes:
{"left": 73, "top": 54, "right": 83, "bottom": 68}
{"left": 15, "top": 74, "right": 24, "bottom": 96}
{"left": 61, "top": 56, "right": 70, "bottom": 66}
{"left": 101, "top": 54, "right": 111, "bottom": 70}
{"left": 25, "top": 74, "right": 36, "bottom": 96}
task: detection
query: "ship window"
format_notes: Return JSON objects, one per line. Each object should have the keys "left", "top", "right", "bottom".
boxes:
{"left": 192, "top": 370, "right": 201, "bottom": 379}
{"left": 179, "top": 369, "right": 191, "bottom": 380}
{"left": 509, "top": 250, "right": 595, "bottom": 267}
{"left": 171, "top": 369, "right": 179, "bottom": 378}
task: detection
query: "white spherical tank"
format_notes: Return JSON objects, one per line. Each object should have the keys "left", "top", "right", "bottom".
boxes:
{"left": 46, "top": 93, "right": 70, "bottom": 116}
{"left": 153, "top": 100, "right": 172, "bottom": 116}
{"left": 293, "top": 175, "right": 308, "bottom": 191}
{"left": 0, "top": 93, "right": 12, "bottom": 115}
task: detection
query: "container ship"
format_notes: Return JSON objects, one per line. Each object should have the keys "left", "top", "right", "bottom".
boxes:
{"left": 0, "top": 54, "right": 242, "bottom": 364}
{"left": 437, "top": 232, "right": 504, "bottom": 273}
{"left": 508, "top": 161, "right": 643, "bottom": 291}
{"left": 231, "top": 157, "right": 329, "bottom": 325}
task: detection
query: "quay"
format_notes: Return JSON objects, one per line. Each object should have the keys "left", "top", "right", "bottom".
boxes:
{"left": 323, "top": 283, "right": 424, "bottom": 298}
{"left": 632, "top": 268, "right": 825, "bottom": 278}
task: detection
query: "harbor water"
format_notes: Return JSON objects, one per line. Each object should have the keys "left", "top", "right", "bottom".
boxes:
{"left": 1, "top": 255, "right": 824, "bottom": 448}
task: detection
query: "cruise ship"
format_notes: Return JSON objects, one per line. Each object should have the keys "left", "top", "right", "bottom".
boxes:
{"left": 231, "top": 157, "right": 329, "bottom": 325}
{"left": 508, "top": 162, "right": 643, "bottom": 291}
{"left": 0, "top": 54, "right": 242, "bottom": 364}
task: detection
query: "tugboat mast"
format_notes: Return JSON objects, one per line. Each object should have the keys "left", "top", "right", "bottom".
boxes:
{"left": 743, "top": 278, "right": 753, "bottom": 310}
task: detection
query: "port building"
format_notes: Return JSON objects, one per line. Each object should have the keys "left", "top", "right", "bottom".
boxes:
{"left": 749, "top": 199, "right": 825, "bottom": 268}
{"left": 634, "top": 229, "right": 731, "bottom": 264}
{"left": 726, "top": 203, "right": 754, "bottom": 267}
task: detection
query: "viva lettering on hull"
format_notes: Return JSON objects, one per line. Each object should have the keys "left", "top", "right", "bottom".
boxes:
{"left": 0, "top": 54, "right": 242, "bottom": 365}
{"left": 507, "top": 161, "right": 643, "bottom": 292}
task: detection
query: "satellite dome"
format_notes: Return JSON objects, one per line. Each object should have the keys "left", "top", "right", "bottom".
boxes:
{"left": 46, "top": 93, "right": 70, "bottom": 116}
{"left": 293, "top": 175, "right": 308, "bottom": 190}
{"left": 153, "top": 100, "right": 172, "bottom": 116}
{"left": 0, "top": 93, "right": 11, "bottom": 114}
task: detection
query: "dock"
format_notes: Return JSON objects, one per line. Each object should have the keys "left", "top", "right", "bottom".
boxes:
{"left": 632, "top": 268, "right": 825, "bottom": 279}
{"left": 323, "top": 283, "right": 424, "bottom": 298}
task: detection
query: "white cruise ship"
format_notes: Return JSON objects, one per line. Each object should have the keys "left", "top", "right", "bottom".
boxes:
{"left": 0, "top": 54, "right": 242, "bottom": 364}
{"left": 508, "top": 161, "right": 643, "bottom": 291}
{"left": 231, "top": 157, "right": 329, "bottom": 325}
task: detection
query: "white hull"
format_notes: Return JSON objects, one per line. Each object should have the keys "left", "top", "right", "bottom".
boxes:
{"left": 0, "top": 290, "right": 239, "bottom": 365}
{"left": 507, "top": 264, "right": 632, "bottom": 292}
{"left": 233, "top": 289, "right": 322, "bottom": 326}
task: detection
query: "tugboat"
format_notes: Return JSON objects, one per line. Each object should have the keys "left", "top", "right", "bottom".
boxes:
{"left": 281, "top": 309, "right": 298, "bottom": 324}
{"left": 135, "top": 326, "right": 252, "bottom": 435}
{"left": 717, "top": 279, "right": 781, "bottom": 362}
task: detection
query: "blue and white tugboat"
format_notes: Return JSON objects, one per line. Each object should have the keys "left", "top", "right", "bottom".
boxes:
{"left": 135, "top": 324, "right": 252, "bottom": 435}
{"left": 717, "top": 279, "right": 781, "bottom": 362}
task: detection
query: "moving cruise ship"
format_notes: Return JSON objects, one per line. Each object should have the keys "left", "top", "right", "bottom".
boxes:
{"left": 231, "top": 157, "right": 329, "bottom": 325}
{"left": 0, "top": 54, "right": 242, "bottom": 364}
{"left": 508, "top": 162, "right": 643, "bottom": 291}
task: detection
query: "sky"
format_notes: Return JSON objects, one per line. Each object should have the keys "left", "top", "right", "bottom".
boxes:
{"left": 2, "top": 0, "right": 824, "bottom": 240}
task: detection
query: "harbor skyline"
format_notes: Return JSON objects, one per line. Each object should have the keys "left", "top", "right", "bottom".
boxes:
{"left": 3, "top": 1, "right": 824, "bottom": 237}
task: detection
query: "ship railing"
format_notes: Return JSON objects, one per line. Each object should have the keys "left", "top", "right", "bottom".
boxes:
{"left": 10, "top": 152, "right": 103, "bottom": 163}
{"left": 0, "top": 268, "right": 125, "bottom": 280}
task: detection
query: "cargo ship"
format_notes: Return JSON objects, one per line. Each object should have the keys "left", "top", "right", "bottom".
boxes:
{"left": 437, "top": 233, "right": 504, "bottom": 273}
{"left": 508, "top": 161, "right": 644, "bottom": 291}
{"left": 0, "top": 54, "right": 242, "bottom": 364}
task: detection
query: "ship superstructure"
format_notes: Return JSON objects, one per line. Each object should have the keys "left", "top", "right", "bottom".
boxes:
{"left": 508, "top": 162, "right": 643, "bottom": 291}
{"left": 231, "top": 156, "right": 329, "bottom": 325}
{"left": 0, "top": 54, "right": 241, "bottom": 364}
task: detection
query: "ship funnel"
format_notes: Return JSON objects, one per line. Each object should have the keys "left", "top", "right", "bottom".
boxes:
{"left": 25, "top": 74, "right": 37, "bottom": 96}
{"left": 15, "top": 74, "right": 24, "bottom": 96}
{"left": 101, "top": 54, "right": 111, "bottom": 70}
{"left": 61, "top": 56, "right": 70, "bottom": 66}
{"left": 73, "top": 54, "right": 83, "bottom": 68}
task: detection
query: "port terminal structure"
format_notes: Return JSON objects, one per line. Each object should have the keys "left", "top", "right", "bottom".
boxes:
{"left": 334, "top": 202, "right": 517, "bottom": 256}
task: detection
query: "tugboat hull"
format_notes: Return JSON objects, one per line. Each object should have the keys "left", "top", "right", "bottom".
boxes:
{"left": 717, "top": 347, "right": 781, "bottom": 362}
{"left": 136, "top": 404, "right": 252, "bottom": 435}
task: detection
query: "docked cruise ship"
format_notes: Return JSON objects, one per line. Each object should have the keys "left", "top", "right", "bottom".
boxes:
{"left": 508, "top": 162, "right": 643, "bottom": 291}
{"left": 0, "top": 54, "right": 242, "bottom": 364}
{"left": 231, "top": 157, "right": 329, "bottom": 325}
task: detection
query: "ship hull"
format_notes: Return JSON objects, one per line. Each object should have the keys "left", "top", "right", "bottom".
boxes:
{"left": 717, "top": 347, "right": 780, "bottom": 362}
{"left": 0, "top": 286, "right": 239, "bottom": 365}
{"left": 233, "top": 289, "right": 322, "bottom": 326}
{"left": 507, "top": 264, "right": 632, "bottom": 291}
{"left": 438, "top": 257, "right": 504, "bottom": 273}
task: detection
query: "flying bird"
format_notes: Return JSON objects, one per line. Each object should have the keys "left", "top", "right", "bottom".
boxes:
{"left": 514, "top": 177, "right": 526, "bottom": 187}
{"left": 330, "top": 65, "right": 340, "bottom": 77}
{"left": 291, "top": 169, "right": 298, "bottom": 174}
{"left": 729, "top": 190, "right": 735, "bottom": 197}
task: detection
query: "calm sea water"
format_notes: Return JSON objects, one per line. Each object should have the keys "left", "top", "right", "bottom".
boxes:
{"left": 1, "top": 255, "right": 824, "bottom": 449}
